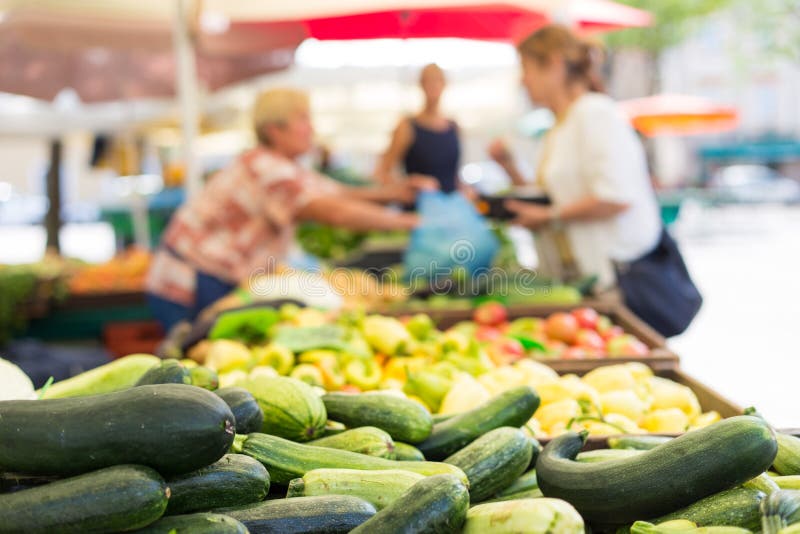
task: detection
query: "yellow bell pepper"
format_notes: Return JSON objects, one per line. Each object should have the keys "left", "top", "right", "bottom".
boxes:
{"left": 403, "top": 370, "right": 453, "bottom": 413}
{"left": 624, "top": 362, "right": 653, "bottom": 383}
{"left": 383, "top": 356, "right": 427, "bottom": 382}
{"left": 248, "top": 365, "right": 279, "bottom": 380}
{"left": 218, "top": 369, "right": 248, "bottom": 388}
{"left": 584, "top": 420, "right": 629, "bottom": 437}
{"left": 536, "top": 380, "right": 578, "bottom": 406}
{"left": 535, "top": 399, "right": 582, "bottom": 431}
{"left": 690, "top": 411, "right": 721, "bottom": 430}
{"left": 439, "top": 330, "right": 471, "bottom": 354}
{"left": 379, "top": 378, "right": 405, "bottom": 391}
{"left": 251, "top": 343, "right": 295, "bottom": 375}
{"left": 513, "top": 359, "right": 559, "bottom": 388}
{"left": 603, "top": 413, "right": 644, "bottom": 434}
{"left": 648, "top": 377, "right": 702, "bottom": 418}
{"left": 477, "top": 366, "right": 525, "bottom": 396}
{"left": 290, "top": 364, "right": 325, "bottom": 388}
{"left": 292, "top": 308, "right": 329, "bottom": 327}
{"left": 523, "top": 417, "right": 546, "bottom": 439}
{"left": 581, "top": 365, "right": 636, "bottom": 394}
{"left": 548, "top": 419, "right": 585, "bottom": 437}
{"left": 599, "top": 390, "right": 650, "bottom": 422}
{"left": 362, "top": 316, "right": 413, "bottom": 355}
{"left": 641, "top": 408, "right": 690, "bottom": 433}
{"left": 560, "top": 375, "right": 601, "bottom": 407}
{"left": 344, "top": 359, "right": 383, "bottom": 391}
{"left": 439, "top": 373, "right": 491, "bottom": 415}
{"left": 204, "top": 339, "right": 252, "bottom": 373}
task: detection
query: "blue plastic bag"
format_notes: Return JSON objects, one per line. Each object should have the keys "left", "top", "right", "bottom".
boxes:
{"left": 403, "top": 191, "right": 499, "bottom": 282}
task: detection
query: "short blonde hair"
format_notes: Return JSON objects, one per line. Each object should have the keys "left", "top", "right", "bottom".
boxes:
{"left": 253, "top": 88, "right": 310, "bottom": 146}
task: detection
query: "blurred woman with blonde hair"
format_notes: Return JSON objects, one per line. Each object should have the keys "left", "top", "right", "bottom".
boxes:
{"left": 147, "top": 88, "right": 432, "bottom": 329}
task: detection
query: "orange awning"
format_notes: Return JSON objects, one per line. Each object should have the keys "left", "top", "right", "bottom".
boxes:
{"left": 619, "top": 93, "right": 739, "bottom": 137}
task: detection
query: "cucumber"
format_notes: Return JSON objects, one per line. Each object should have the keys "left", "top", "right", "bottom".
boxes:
{"left": 135, "top": 359, "right": 192, "bottom": 386}
{"left": 577, "top": 449, "right": 643, "bottom": 463}
{"left": 166, "top": 454, "right": 269, "bottom": 515}
{"left": 216, "top": 387, "right": 264, "bottom": 434}
{"left": 535, "top": 416, "right": 778, "bottom": 524}
{"left": 394, "top": 442, "right": 426, "bottom": 461}
{"left": 444, "top": 426, "right": 533, "bottom": 502}
{"left": 652, "top": 487, "right": 765, "bottom": 529}
{"left": 242, "top": 376, "right": 327, "bottom": 442}
{"left": 608, "top": 435, "right": 673, "bottom": 450}
{"left": 775, "top": 433, "right": 800, "bottom": 475}
{"left": 237, "top": 432, "right": 469, "bottom": 486}
{"left": 133, "top": 513, "right": 248, "bottom": 533}
{"left": 417, "top": 386, "right": 540, "bottom": 461}
{"left": 463, "top": 498, "right": 584, "bottom": 534}
{"left": 39, "top": 353, "right": 159, "bottom": 398}
{"left": 495, "top": 469, "right": 538, "bottom": 498}
{"left": 349, "top": 474, "right": 469, "bottom": 534}
{"left": 310, "top": 426, "right": 396, "bottom": 459}
{"left": 760, "top": 489, "right": 800, "bottom": 534}
{"left": 0, "top": 465, "right": 168, "bottom": 533}
{"left": 0, "top": 384, "right": 236, "bottom": 476}
{"left": 218, "top": 494, "right": 376, "bottom": 534}
{"left": 286, "top": 468, "right": 424, "bottom": 510}
{"left": 322, "top": 393, "right": 433, "bottom": 444}
{"left": 744, "top": 472, "right": 780, "bottom": 495}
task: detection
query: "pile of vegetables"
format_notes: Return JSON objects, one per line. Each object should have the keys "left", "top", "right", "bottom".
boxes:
{"left": 183, "top": 303, "right": 706, "bottom": 438}
{"left": 2, "top": 355, "right": 800, "bottom": 533}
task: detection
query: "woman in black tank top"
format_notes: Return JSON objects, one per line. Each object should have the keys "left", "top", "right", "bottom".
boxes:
{"left": 375, "top": 64, "right": 462, "bottom": 194}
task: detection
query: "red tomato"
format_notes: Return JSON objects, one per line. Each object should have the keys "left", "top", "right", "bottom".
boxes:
{"left": 575, "top": 329, "right": 605, "bottom": 351}
{"left": 472, "top": 302, "right": 508, "bottom": 326}
{"left": 571, "top": 307, "right": 599, "bottom": 330}
{"left": 544, "top": 312, "right": 579, "bottom": 344}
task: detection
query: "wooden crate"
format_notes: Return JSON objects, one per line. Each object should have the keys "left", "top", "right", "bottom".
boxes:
{"left": 386, "top": 300, "right": 680, "bottom": 373}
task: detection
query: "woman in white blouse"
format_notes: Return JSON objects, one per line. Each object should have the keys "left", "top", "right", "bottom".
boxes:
{"left": 490, "top": 25, "right": 661, "bottom": 290}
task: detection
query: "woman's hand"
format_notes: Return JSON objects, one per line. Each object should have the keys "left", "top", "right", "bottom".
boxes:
{"left": 506, "top": 199, "right": 555, "bottom": 230}
{"left": 385, "top": 174, "right": 439, "bottom": 204}
{"left": 488, "top": 138, "right": 513, "bottom": 166}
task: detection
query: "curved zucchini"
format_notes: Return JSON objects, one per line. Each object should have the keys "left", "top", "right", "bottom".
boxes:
{"left": 652, "top": 487, "right": 764, "bottom": 529}
{"left": 286, "top": 468, "right": 423, "bottom": 510}
{"left": 215, "top": 387, "right": 264, "bottom": 434}
{"left": 238, "top": 432, "right": 468, "bottom": 486}
{"left": 444, "top": 427, "right": 533, "bottom": 502}
{"left": 218, "top": 494, "right": 376, "bottom": 534}
{"left": 0, "top": 465, "right": 168, "bottom": 533}
{"left": 349, "top": 474, "right": 469, "bottom": 534}
{"left": 321, "top": 393, "right": 433, "bottom": 444}
{"left": 535, "top": 416, "right": 778, "bottom": 523}
{"left": 133, "top": 513, "right": 248, "bottom": 534}
{"left": 135, "top": 359, "right": 192, "bottom": 386}
{"left": 761, "top": 489, "right": 800, "bottom": 534}
{"left": 310, "top": 426, "right": 396, "bottom": 459}
{"left": 0, "top": 384, "right": 235, "bottom": 476}
{"left": 166, "top": 454, "right": 269, "bottom": 515}
{"left": 394, "top": 442, "right": 425, "bottom": 462}
{"left": 576, "top": 449, "right": 643, "bottom": 463}
{"left": 608, "top": 435, "right": 673, "bottom": 451}
{"left": 418, "top": 386, "right": 540, "bottom": 461}
{"left": 775, "top": 433, "right": 800, "bottom": 475}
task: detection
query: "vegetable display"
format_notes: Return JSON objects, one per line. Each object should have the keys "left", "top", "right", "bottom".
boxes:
{"left": 2, "top": 342, "right": 798, "bottom": 533}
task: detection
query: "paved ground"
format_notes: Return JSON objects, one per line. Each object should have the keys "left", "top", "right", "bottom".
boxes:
{"left": 671, "top": 203, "right": 800, "bottom": 427}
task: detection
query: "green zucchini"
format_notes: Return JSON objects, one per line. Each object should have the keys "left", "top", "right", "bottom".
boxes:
{"left": 527, "top": 436, "right": 542, "bottom": 470}
{"left": 761, "top": 489, "right": 800, "bottom": 534}
{"left": 286, "top": 468, "right": 424, "bottom": 510}
{"left": 0, "top": 465, "right": 168, "bottom": 533}
{"left": 133, "top": 513, "right": 248, "bottom": 533}
{"left": 775, "top": 433, "right": 800, "bottom": 475}
{"left": 241, "top": 376, "right": 327, "bottom": 442}
{"left": 39, "top": 353, "right": 159, "bottom": 398}
{"left": 630, "top": 520, "right": 751, "bottom": 533}
{"left": 310, "top": 426, "right": 396, "bottom": 459}
{"left": 608, "top": 435, "right": 673, "bottom": 450}
{"left": 189, "top": 366, "right": 220, "bottom": 391}
{"left": 321, "top": 393, "right": 433, "bottom": 444}
{"left": 216, "top": 387, "right": 264, "bottom": 434}
{"left": 0, "top": 384, "right": 236, "bottom": 476}
{"left": 463, "top": 498, "right": 584, "bottom": 534}
{"left": 432, "top": 413, "right": 455, "bottom": 424}
{"left": 652, "top": 487, "right": 765, "bottom": 529}
{"left": 349, "top": 474, "right": 469, "bottom": 534}
{"left": 495, "top": 469, "right": 538, "bottom": 498}
{"left": 135, "top": 359, "right": 192, "bottom": 385}
{"left": 577, "top": 449, "right": 643, "bottom": 463}
{"left": 744, "top": 472, "right": 780, "bottom": 495}
{"left": 418, "top": 386, "right": 540, "bottom": 461}
{"left": 218, "top": 494, "right": 376, "bottom": 534}
{"left": 444, "top": 426, "right": 533, "bottom": 502}
{"left": 166, "top": 454, "right": 269, "bottom": 515}
{"left": 394, "top": 442, "right": 425, "bottom": 461}
{"left": 237, "top": 432, "right": 469, "bottom": 486}
{"left": 775, "top": 476, "right": 800, "bottom": 490}
{"left": 535, "top": 416, "right": 778, "bottom": 524}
